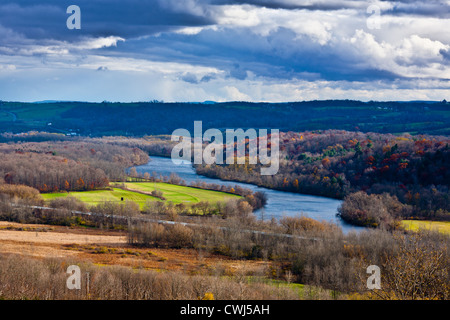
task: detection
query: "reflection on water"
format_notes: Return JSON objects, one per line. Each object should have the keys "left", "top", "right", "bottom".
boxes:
{"left": 135, "top": 156, "right": 365, "bottom": 234}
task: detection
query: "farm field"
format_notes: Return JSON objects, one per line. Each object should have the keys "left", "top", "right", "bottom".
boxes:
{"left": 401, "top": 220, "right": 450, "bottom": 235}
{"left": 41, "top": 188, "right": 157, "bottom": 209}
{"left": 41, "top": 182, "right": 241, "bottom": 209}
{"left": 124, "top": 182, "right": 241, "bottom": 204}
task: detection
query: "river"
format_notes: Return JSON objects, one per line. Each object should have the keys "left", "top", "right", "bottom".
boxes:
{"left": 135, "top": 156, "right": 365, "bottom": 234}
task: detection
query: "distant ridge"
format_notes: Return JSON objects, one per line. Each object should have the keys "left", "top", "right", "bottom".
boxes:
{"left": 32, "top": 100, "right": 88, "bottom": 104}
{"left": 1, "top": 99, "right": 448, "bottom": 137}
{"left": 24, "top": 99, "right": 445, "bottom": 104}
{"left": 398, "top": 100, "right": 442, "bottom": 104}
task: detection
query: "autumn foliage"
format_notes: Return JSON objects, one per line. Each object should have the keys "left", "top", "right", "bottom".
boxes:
{"left": 196, "top": 130, "right": 450, "bottom": 222}
{"left": 0, "top": 139, "right": 150, "bottom": 193}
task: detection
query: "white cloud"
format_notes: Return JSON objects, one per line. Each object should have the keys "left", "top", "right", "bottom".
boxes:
{"left": 396, "top": 35, "right": 448, "bottom": 65}
{"left": 216, "top": 5, "right": 335, "bottom": 44}
{"left": 223, "top": 85, "right": 252, "bottom": 101}
{"left": 0, "top": 64, "right": 15, "bottom": 70}
{"left": 175, "top": 27, "right": 208, "bottom": 35}
{"left": 348, "top": 30, "right": 450, "bottom": 79}
{"left": 0, "top": 33, "right": 125, "bottom": 57}
{"left": 76, "top": 37, "right": 125, "bottom": 50}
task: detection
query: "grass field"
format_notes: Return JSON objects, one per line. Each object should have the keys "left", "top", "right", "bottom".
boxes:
{"left": 0, "top": 111, "right": 14, "bottom": 122}
{"left": 41, "top": 188, "right": 158, "bottom": 209}
{"left": 401, "top": 220, "right": 450, "bottom": 236}
{"left": 4, "top": 102, "right": 73, "bottom": 120}
{"left": 41, "top": 182, "right": 241, "bottom": 209}
{"left": 124, "top": 182, "right": 240, "bottom": 204}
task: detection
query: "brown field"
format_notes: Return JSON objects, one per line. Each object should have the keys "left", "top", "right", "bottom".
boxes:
{"left": 0, "top": 221, "right": 270, "bottom": 275}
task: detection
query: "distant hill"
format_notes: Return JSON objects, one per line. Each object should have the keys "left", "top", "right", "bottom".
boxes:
{"left": 0, "top": 100, "right": 448, "bottom": 136}
{"left": 32, "top": 100, "right": 89, "bottom": 104}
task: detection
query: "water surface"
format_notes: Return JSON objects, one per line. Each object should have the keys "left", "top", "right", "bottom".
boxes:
{"left": 135, "top": 156, "right": 364, "bottom": 234}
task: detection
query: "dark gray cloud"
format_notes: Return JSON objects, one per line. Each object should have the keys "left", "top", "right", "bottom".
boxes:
{"left": 1, "top": 0, "right": 446, "bottom": 45}
{"left": 180, "top": 72, "right": 200, "bottom": 83}
{"left": 0, "top": 0, "right": 215, "bottom": 42}
{"left": 382, "top": 0, "right": 450, "bottom": 18}
{"left": 207, "top": 0, "right": 364, "bottom": 11}
{"left": 0, "top": 0, "right": 448, "bottom": 102}
{"left": 180, "top": 72, "right": 218, "bottom": 84}
{"left": 209, "top": 0, "right": 450, "bottom": 17}
{"left": 117, "top": 26, "right": 404, "bottom": 82}
{"left": 441, "top": 49, "right": 450, "bottom": 61}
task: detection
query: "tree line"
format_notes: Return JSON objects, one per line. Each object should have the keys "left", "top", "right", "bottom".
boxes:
{"left": 0, "top": 139, "right": 149, "bottom": 193}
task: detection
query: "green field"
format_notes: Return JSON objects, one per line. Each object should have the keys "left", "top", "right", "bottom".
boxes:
{"left": 401, "top": 220, "right": 450, "bottom": 235}
{"left": 0, "top": 111, "right": 14, "bottom": 122}
{"left": 41, "top": 182, "right": 240, "bottom": 209}
{"left": 2, "top": 102, "right": 73, "bottom": 120}
{"left": 41, "top": 188, "right": 158, "bottom": 209}
{"left": 124, "top": 182, "right": 241, "bottom": 204}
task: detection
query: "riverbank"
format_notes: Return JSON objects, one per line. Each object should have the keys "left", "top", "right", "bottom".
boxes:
{"left": 134, "top": 156, "right": 365, "bottom": 234}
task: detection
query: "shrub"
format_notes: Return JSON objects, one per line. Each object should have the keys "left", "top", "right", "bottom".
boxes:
{"left": 279, "top": 216, "right": 338, "bottom": 235}
{"left": 49, "top": 196, "right": 88, "bottom": 212}
{"left": 165, "top": 224, "right": 194, "bottom": 248}
{"left": 338, "top": 192, "right": 405, "bottom": 229}
{"left": 0, "top": 184, "right": 43, "bottom": 204}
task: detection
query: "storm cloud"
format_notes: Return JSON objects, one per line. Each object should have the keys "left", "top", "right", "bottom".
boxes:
{"left": 0, "top": 0, "right": 448, "bottom": 102}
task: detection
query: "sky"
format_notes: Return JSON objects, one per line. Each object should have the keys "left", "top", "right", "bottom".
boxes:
{"left": 0, "top": 0, "right": 449, "bottom": 102}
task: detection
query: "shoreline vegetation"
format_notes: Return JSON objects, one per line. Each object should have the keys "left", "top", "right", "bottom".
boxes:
{"left": 0, "top": 131, "right": 448, "bottom": 229}
{"left": 192, "top": 131, "right": 449, "bottom": 229}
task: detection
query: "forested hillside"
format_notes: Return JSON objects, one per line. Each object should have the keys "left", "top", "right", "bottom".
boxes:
{"left": 0, "top": 140, "right": 149, "bottom": 192}
{"left": 0, "top": 100, "right": 449, "bottom": 136}
{"left": 195, "top": 130, "right": 450, "bottom": 224}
